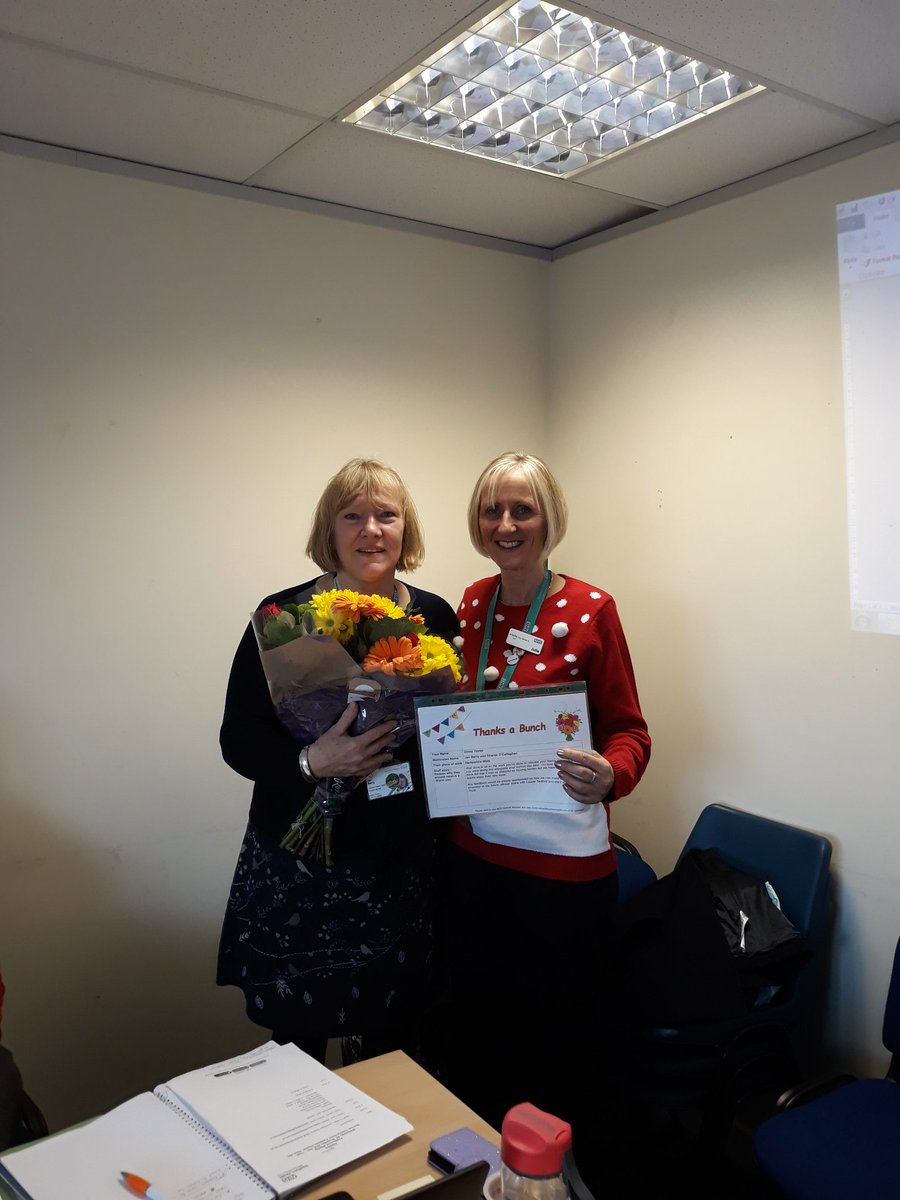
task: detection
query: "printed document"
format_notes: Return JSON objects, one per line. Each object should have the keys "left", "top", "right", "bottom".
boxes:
{"left": 161, "top": 1040, "right": 411, "bottom": 1192}
{"left": 415, "top": 684, "right": 593, "bottom": 818}
{"left": 0, "top": 1042, "right": 411, "bottom": 1200}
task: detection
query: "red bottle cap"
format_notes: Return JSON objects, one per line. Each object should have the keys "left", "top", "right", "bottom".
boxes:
{"left": 500, "top": 1102, "right": 572, "bottom": 1177}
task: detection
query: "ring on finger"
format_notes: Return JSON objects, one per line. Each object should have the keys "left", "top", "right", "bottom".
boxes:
{"left": 588, "top": 768, "right": 596, "bottom": 784}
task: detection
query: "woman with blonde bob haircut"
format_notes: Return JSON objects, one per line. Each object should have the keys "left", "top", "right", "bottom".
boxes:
{"left": 218, "top": 458, "right": 457, "bottom": 1064}
{"left": 466, "top": 450, "right": 568, "bottom": 560}
{"left": 307, "top": 458, "right": 425, "bottom": 575}
{"left": 427, "top": 449, "right": 650, "bottom": 1149}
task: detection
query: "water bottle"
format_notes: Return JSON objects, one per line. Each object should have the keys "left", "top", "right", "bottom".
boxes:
{"left": 498, "top": 1103, "right": 571, "bottom": 1199}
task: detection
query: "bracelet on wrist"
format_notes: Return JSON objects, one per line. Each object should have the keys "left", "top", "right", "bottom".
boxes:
{"left": 298, "top": 745, "right": 318, "bottom": 783}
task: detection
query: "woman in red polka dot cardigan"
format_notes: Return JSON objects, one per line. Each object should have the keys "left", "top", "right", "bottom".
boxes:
{"left": 426, "top": 451, "right": 651, "bottom": 1140}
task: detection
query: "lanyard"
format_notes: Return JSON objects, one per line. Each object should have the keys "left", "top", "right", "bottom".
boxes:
{"left": 475, "top": 567, "right": 552, "bottom": 690}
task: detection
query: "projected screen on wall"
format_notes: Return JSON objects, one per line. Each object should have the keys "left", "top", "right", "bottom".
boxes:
{"left": 837, "top": 187, "right": 900, "bottom": 635}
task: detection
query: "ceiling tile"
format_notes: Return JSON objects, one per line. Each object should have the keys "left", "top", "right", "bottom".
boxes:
{"left": 575, "top": 89, "right": 877, "bottom": 206}
{"left": 1, "top": 0, "right": 896, "bottom": 249}
{"left": 580, "top": 0, "right": 900, "bottom": 123}
{"left": 0, "top": 40, "right": 315, "bottom": 181}
{"left": 248, "top": 122, "right": 653, "bottom": 248}
{"left": 0, "top": 0, "right": 485, "bottom": 115}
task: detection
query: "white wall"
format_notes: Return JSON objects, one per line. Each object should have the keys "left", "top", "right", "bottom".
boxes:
{"left": 548, "top": 136, "right": 900, "bottom": 1076}
{"left": 0, "top": 150, "right": 548, "bottom": 1127}
{"left": 3, "top": 134, "right": 899, "bottom": 1128}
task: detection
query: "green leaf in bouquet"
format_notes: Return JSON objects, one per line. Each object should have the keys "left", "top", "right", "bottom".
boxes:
{"left": 300, "top": 609, "right": 319, "bottom": 635}
{"left": 357, "top": 614, "right": 418, "bottom": 648}
{"left": 262, "top": 617, "right": 299, "bottom": 648}
{"left": 340, "top": 631, "right": 361, "bottom": 662}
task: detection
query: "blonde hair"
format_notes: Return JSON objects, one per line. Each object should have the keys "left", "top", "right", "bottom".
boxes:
{"left": 306, "top": 458, "right": 425, "bottom": 573}
{"left": 467, "top": 451, "right": 568, "bottom": 559}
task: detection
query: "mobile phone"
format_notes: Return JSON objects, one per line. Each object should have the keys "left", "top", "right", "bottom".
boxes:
{"left": 427, "top": 1127, "right": 501, "bottom": 1174}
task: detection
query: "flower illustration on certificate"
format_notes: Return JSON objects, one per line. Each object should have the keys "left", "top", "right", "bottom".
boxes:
{"left": 556, "top": 711, "right": 581, "bottom": 741}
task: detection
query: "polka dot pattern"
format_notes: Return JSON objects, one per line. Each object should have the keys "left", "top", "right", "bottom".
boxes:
{"left": 459, "top": 576, "right": 620, "bottom": 710}
{"left": 452, "top": 573, "right": 647, "bottom": 872}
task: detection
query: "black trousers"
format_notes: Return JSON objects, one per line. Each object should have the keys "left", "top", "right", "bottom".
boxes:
{"left": 423, "top": 843, "right": 619, "bottom": 1134}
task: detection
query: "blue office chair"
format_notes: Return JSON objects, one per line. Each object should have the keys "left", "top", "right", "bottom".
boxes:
{"left": 611, "top": 832, "right": 658, "bottom": 904}
{"left": 612, "top": 804, "right": 834, "bottom": 1150}
{"left": 675, "top": 804, "right": 834, "bottom": 1061}
{"left": 753, "top": 934, "right": 900, "bottom": 1199}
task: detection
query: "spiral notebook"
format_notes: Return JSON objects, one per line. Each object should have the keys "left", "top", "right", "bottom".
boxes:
{"left": 0, "top": 1042, "right": 412, "bottom": 1200}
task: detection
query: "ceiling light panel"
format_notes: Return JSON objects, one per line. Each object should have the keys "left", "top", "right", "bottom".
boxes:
{"left": 345, "top": 2, "right": 762, "bottom": 179}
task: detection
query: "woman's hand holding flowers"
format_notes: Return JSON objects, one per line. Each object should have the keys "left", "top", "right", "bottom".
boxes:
{"left": 306, "top": 702, "right": 397, "bottom": 782}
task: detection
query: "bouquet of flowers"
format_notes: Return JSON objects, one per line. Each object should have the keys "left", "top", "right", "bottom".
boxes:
{"left": 252, "top": 588, "right": 460, "bottom": 864}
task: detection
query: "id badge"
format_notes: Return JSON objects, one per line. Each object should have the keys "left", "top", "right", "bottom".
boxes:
{"left": 506, "top": 627, "right": 544, "bottom": 655}
{"left": 366, "top": 761, "right": 414, "bottom": 799}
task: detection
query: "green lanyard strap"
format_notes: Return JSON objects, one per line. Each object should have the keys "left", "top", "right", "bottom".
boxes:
{"left": 475, "top": 567, "right": 552, "bottom": 690}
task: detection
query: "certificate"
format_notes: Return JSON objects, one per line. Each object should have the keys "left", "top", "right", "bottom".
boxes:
{"left": 414, "top": 684, "right": 593, "bottom": 818}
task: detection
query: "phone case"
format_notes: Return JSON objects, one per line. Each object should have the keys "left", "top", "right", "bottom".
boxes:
{"left": 427, "top": 1127, "right": 501, "bottom": 1174}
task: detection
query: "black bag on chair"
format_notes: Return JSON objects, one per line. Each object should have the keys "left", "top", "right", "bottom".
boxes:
{"left": 613, "top": 848, "right": 811, "bottom": 1027}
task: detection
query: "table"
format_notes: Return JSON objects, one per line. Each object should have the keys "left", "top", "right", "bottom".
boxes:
{"left": 301, "top": 1051, "right": 498, "bottom": 1198}
{"left": 0, "top": 1052, "right": 498, "bottom": 1200}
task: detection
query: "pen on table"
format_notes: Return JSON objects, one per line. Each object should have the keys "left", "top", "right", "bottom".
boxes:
{"left": 121, "top": 1171, "right": 171, "bottom": 1200}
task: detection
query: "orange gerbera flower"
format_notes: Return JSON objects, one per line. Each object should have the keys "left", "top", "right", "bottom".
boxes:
{"left": 330, "top": 594, "right": 365, "bottom": 623}
{"left": 363, "top": 636, "right": 424, "bottom": 675}
{"left": 332, "top": 592, "right": 403, "bottom": 622}
{"left": 409, "top": 613, "right": 425, "bottom": 624}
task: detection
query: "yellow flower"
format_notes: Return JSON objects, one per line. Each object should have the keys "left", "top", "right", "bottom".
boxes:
{"left": 367, "top": 593, "right": 406, "bottom": 620}
{"left": 308, "top": 590, "right": 355, "bottom": 643}
{"left": 363, "top": 636, "right": 424, "bottom": 675}
{"left": 406, "top": 634, "right": 462, "bottom": 682}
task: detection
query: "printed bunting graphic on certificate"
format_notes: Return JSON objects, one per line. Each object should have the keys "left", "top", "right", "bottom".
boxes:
{"left": 414, "top": 684, "right": 592, "bottom": 818}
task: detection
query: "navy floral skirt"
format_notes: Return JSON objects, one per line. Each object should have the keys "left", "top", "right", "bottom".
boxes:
{"left": 216, "top": 822, "right": 434, "bottom": 1039}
